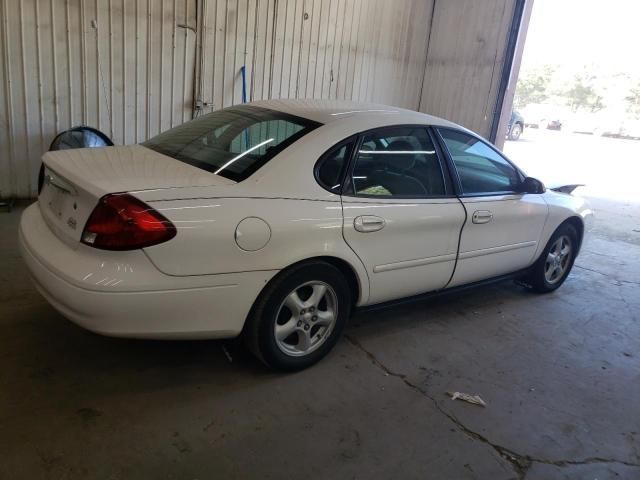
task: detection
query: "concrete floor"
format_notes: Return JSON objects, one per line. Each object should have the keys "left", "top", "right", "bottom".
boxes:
{"left": 1, "top": 196, "right": 639, "bottom": 480}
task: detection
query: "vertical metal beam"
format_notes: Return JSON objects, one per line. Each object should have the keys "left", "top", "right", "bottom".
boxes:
{"left": 490, "top": 0, "right": 533, "bottom": 148}
{"left": 192, "top": 0, "right": 205, "bottom": 118}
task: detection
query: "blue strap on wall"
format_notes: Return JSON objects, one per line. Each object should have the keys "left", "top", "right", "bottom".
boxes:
{"left": 240, "top": 65, "right": 247, "bottom": 104}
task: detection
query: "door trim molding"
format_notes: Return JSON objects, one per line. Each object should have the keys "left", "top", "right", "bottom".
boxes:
{"left": 458, "top": 240, "right": 536, "bottom": 260}
{"left": 374, "top": 253, "right": 456, "bottom": 273}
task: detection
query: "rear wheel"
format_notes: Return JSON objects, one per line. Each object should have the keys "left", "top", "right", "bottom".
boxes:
{"left": 245, "top": 261, "right": 351, "bottom": 371}
{"left": 527, "top": 223, "right": 578, "bottom": 293}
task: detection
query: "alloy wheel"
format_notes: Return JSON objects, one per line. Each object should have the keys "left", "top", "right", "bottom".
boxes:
{"left": 544, "top": 235, "right": 572, "bottom": 284}
{"left": 274, "top": 281, "right": 338, "bottom": 357}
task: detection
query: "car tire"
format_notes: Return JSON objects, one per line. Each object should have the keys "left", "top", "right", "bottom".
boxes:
{"left": 509, "top": 123, "right": 522, "bottom": 141}
{"left": 526, "top": 223, "right": 578, "bottom": 293}
{"left": 244, "top": 261, "right": 351, "bottom": 371}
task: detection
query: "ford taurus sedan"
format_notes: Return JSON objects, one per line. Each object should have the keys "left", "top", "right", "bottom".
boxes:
{"left": 19, "top": 99, "right": 592, "bottom": 370}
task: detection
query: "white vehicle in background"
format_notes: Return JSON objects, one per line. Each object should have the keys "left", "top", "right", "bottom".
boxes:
{"left": 598, "top": 118, "right": 640, "bottom": 140}
{"left": 19, "top": 100, "right": 592, "bottom": 370}
{"left": 561, "top": 110, "right": 640, "bottom": 140}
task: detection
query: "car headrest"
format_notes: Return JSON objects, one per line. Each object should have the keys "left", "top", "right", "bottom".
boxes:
{"left": 383, "top": 140, "right": 415, "bottom": 171}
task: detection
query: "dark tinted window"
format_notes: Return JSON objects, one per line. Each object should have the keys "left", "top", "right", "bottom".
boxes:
{"left": 316, "top": 141, "right": 354, "bottom": 193}
{"left": 349, "top": 127, "right": 445, "bottom": 197}
{"left": 438, "top": 129, "right": 521, "bottom": 194}
{"left": 143, "top": 105, "right": 320, "bottom": 182}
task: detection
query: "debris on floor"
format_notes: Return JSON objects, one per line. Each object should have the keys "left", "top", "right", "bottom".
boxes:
{"left": 221, "top": 344, "right": 233, "bottom": 363}
{"left": 447, "top": 391, "right": 487, "bottom": 407}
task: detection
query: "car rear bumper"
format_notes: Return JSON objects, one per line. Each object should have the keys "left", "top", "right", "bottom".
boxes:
{"left": 19, "top": 203, "right": 276, "bottom": 339}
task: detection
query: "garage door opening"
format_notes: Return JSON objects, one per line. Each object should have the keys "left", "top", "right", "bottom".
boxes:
{"left": 503, "top": 0, "right": 640, "bottom": 245}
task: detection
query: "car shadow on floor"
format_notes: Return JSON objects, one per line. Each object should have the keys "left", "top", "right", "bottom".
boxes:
{"left": 15, "top": 278, "right": 534, "bottom": 387}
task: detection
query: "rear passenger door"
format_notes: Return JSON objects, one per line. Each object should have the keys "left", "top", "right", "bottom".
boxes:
{"left": 338, "top": 126, "right": 466, "bottom": 304}
{"left": 436, "top": 128, "right": 548, "bottom": 287}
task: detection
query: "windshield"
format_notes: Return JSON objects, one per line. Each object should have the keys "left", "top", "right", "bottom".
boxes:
{"left": 142, "top": 105, "right": 321, "bottom": 182}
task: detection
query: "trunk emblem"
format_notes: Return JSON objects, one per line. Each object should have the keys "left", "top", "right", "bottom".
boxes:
{"left": 44, "top": 172, "right": 77, "bottom": 196}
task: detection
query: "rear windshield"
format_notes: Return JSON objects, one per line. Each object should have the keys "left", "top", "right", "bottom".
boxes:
{"left": 142, "top": 105, "right": 321, "bottom": 182}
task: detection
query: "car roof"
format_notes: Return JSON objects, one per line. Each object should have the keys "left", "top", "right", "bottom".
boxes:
{"left": 249, "top": 98, "right": 461, "bottom": 129}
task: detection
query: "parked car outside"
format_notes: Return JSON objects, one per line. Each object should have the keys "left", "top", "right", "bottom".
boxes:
{"left": 507, "top": 110, "right": 525, "bottom": 140}
{"left": 546, "top": 119, "right": 563, "bottom": 131}
{"left": 19, "top": 100, "right": 592, "bottom": 370}
{"left": 521, "top": 104, "right": 570, "bottom": 131}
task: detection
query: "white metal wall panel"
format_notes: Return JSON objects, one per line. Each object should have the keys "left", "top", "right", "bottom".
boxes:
{"left": 0, "top": 0, "right": 196, "bottom": 198}
{"left": 419, "top": 0, "right": 515, "bottom": 137}
{"left": 196, "top": 0, "right": 435, "bottom": 111}
{"left": 2, "top": 0, "right": 517, "bottom": 198}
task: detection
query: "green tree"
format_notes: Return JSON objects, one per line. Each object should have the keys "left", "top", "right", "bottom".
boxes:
{"left": 564, "top": 73, "right": 604, "bottom": 113}
{"left": 625, "top": 84, "right": 640, "bottom": 118}
{"left": 514, "top": 67, "right": 554, "bottom": 108}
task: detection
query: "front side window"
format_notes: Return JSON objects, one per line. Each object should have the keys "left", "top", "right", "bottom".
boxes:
{"left": 438, "top": 129, "right": 521, "bottom": 195}
{"left": 143, "top": 105, "right": 320, "bottom": 182}
{"left": 349, "top": 127, "right": 445, "bottom": 197}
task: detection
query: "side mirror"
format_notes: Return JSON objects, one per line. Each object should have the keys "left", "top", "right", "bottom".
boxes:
{"left": 519, "top": 177, "right": 545, "bottom": 194}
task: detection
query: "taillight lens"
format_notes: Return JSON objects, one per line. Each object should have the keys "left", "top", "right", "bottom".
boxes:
{"left": 81, "top": 193, "right": 176, "bottom": 250}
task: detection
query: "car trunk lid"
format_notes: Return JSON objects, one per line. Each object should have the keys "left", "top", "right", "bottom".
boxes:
{"left": 38, "top": 145, "right": 232, "bottom": 244}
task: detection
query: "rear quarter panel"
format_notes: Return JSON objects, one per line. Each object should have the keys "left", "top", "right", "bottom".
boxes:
{"left": 141, "top": 197, "right": 370, "bottom": 304}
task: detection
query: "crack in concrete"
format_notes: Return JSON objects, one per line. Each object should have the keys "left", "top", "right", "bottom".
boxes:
{"left": 344, "top": 334, "right": 640, "bottom": 479}
{"left": 574, "top": 264, "right": 638, "bottom": 321}
{"left": 574, "top": 264, "right": 640, "bottom": 286}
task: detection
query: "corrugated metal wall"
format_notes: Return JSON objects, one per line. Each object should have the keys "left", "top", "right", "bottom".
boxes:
{"left": 196, "top": 0, "right": 434, "bottom": 110}
{"left": 0, "top": 0, "right": 197, "bottom": 198}
{"left": 1, "top": 0, "right": 516, "bottom": 198}
{"left": 419, "top": 0, "right": 515, "bottom": 138}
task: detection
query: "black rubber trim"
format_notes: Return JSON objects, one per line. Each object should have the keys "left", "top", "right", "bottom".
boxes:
{"left": 313, "top": 135, "right": 358, "bottom": 194}
{"left": 356, "top": 267, "right": 529, "bottom": 314}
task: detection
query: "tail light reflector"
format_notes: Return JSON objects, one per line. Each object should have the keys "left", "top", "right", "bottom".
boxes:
{"left": 82, "top": 193, "right": 176, "bottom": 250}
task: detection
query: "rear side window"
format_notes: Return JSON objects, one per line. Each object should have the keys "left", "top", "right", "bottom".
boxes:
{"left": 143, "top": 105, "right": 320, "bottom": 182}
{"left": 348, "top": 127, "right": 445, "bottom": 197}
{"left": 438, "top": 129, "right": 521, "bottom": 195}
{"left": 316, "top": 141, "right": 354, "bottom": 193}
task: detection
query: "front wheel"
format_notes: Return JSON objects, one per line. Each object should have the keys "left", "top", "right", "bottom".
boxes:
{"left": 509, "top": 123, "right": 522, "bottom": 140}
{"left": 526, "top": 223, "right": 578, "bottom": 293}
{"left": 245, "top": 261, "right": 351, "bottom": 371}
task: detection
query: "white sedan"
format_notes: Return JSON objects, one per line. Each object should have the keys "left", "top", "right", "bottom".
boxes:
{"left": 19, "top": 99, "right": 592, "bottom": 370}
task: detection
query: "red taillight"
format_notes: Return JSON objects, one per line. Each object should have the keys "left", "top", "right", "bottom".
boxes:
{"left": 81, "top": 193, "right": 176, "bottom": 250}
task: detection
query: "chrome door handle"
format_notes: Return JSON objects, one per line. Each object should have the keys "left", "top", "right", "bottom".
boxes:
{"left": 472, "top": 210, "right": 493, "bottom": 224}
{"left": 354, "top": 215, "right": 386, "bottom": 232}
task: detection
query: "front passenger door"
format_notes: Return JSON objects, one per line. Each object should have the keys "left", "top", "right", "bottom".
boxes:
{"left": 341, "top": 126, "right": 466, "bottom": 304}
{"left": 437, "top": 128, "right": 548, "bottom": 287}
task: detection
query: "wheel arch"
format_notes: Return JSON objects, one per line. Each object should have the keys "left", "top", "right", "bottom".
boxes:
{"left": 270, "top": 256, "right": 363, "bottom": 306}
{"left": 314, "top": 256, "right": 362, "bottom": 306}
{"left": 530, "top": 210, "right": 586, "bottom": 269}
{"left": 244, "top": 254, "right": 364, "bottom": 314}
{"left": 241, "top": 255, "right": 364, "bottom": 341}
{"left": 562, "top": 215, "right": 585, "bottom": 254}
